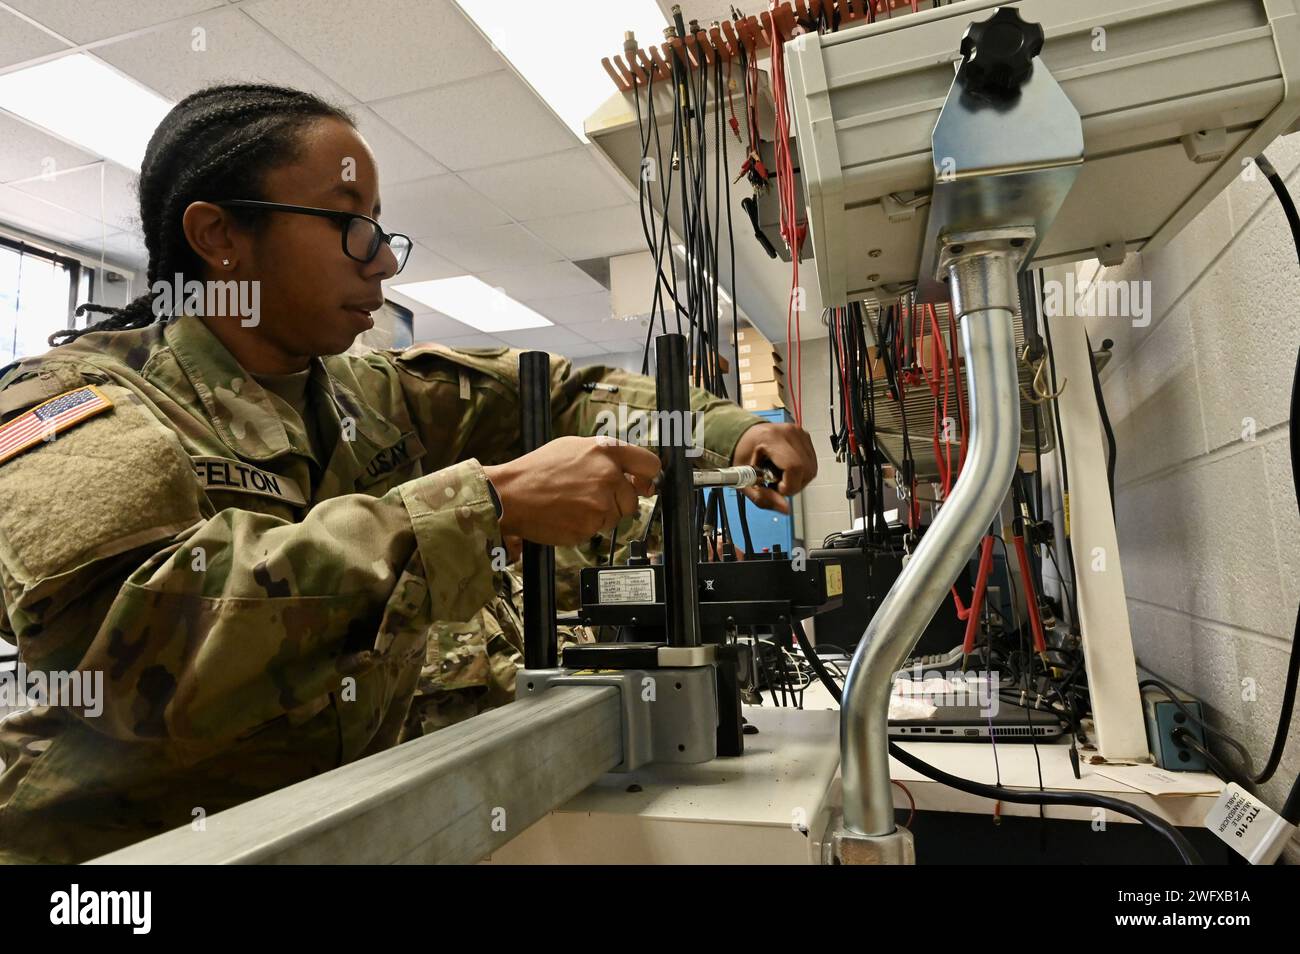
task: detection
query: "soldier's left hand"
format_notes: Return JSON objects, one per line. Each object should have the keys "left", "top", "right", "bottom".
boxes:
{"left": 731, "top": 422, "right": 818, "bottom": 513}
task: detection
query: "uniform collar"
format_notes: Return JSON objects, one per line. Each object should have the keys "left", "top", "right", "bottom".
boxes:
{"left": 163, "top": 315, "right": 405, "bottom": 466}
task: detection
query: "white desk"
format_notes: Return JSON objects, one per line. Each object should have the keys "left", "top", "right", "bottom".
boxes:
{"left": 485, "top": 690, "right": 1223, "bottom": 863}
{"left": 799, "top": 679, "right": 1223, "bottom": 828}
{"left": 484, "top": 706, "right": 839, "bottom": 864}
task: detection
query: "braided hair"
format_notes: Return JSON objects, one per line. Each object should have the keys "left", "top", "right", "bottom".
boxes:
{"left": 52, "top": 84, "right": 353, "bottom": 346}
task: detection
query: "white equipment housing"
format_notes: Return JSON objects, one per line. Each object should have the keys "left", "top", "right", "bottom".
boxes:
{"left": 785, "top": 0, "right": 1300, "bottom": 306}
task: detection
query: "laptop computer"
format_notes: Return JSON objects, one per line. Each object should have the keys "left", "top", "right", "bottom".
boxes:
{"left": 888, "top": 700, "right": 1067, "bottom": 743}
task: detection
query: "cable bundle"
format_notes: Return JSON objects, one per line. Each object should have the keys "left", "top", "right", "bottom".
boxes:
{"left": 766, "top": 4, "right": 806, "bottom": 426}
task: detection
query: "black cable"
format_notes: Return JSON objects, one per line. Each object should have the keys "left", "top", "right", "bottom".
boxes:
{"left": 1085, "top": 331, "right": 1117, "bottom": 519}
{"left": 793, "top": 620, "right": 1203, "bottom": 864}
{"left": 887, "top": 738, "right": 1202, "bottom": 864}
{"left": 1040, "top": 284, "right": 1082, "bottom": 630}
{"left": 1173, "top": 727, "right": 1243, "bottom": 786}
{"left": 1252, "top": 153, "right": 1300, "bottom": 820}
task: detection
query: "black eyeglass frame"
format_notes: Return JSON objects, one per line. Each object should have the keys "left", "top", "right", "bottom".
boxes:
{"left": 214, "top": 199, "right": 412, "bottom": 273}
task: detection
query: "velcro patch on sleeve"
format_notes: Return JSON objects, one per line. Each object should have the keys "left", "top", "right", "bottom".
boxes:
{"left": 0, "top": 386, "right": 113, "bottom": 465}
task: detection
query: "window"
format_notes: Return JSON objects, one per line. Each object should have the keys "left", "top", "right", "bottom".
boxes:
{"left": 0, "top": 237, "right": 79, "bottom": 366}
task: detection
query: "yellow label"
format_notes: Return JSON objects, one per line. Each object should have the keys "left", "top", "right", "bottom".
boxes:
{"left": 825, "top": 564, "right": 843, "bottom": 597}
{"left": 1063, "top": 491, "right": 1071, "bottom": 538}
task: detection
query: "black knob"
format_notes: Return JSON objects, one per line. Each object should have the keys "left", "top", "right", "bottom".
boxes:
{"left": 959, "top": 6, "right": 1045, "bottom": 101}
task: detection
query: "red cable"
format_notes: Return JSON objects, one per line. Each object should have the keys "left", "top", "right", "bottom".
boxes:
{"left": 768, "top": 6, "right": 806, "bottom": 425}
{"left": 961, "top": 535, "right": 996, "bottom": 655}
{"left": 1012, "top": 532, "right": 1049, "bottom": 655}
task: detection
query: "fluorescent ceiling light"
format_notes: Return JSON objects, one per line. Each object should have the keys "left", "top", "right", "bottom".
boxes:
{"left": 392, "top": 276, "right": 554, "bottom": 333}
{"left": 0, "top": 54, "right": 172, "bottom": 172}
{"left": 673, "top": 243, "right": 734, "bottom": 306}
{"left": 455, "top": 0, "right": 667, "bottom": 142}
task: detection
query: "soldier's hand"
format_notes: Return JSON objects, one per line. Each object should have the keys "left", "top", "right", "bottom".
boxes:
{"left": 732, "top": 422, "right": 818, "bottom": 514}
{"left": 484, "top": 436, "right": 661, "bottom": 546}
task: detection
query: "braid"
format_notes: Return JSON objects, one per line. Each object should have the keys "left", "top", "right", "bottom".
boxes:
{"left": 57, "top": 83, "right": 353, "bottom": 345}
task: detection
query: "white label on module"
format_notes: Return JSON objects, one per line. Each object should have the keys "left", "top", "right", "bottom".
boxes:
{"left": 1204, "top": 782, "right": 1296, "bottom": 865}
{"left": 597, "top": 568, "right": 655, "bottom": 603}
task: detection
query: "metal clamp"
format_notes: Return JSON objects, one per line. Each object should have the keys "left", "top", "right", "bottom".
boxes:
{"left": 517, "top": 666, "right": 718, "bottom": 772}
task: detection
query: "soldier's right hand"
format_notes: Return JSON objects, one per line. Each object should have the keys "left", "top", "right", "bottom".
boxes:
{"left": 484, "top": 436, "right": 661, "bottom": 546}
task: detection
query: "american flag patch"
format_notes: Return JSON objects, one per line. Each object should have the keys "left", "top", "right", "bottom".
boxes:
{"left": 0, "top": 385, "right": 113, "bottom": 465}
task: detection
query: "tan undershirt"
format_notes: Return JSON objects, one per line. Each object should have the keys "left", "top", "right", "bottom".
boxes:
{"left": 253, "top": 368, "right": 330, "bottom": 463}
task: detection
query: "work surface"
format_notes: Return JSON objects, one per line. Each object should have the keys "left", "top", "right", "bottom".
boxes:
{"left": 484, "top": 706, "right": 840, "bottom": 864}
{"left": 486, "top": 694, "right": 1224, "bottom": 864}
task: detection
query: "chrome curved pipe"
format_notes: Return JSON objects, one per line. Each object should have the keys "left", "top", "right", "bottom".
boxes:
{"left": 840, "top": 247, "right": 1024, "bottom": 836}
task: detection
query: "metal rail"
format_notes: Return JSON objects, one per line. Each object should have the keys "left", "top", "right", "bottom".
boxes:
{"left": 91, "top": 686, "right": 621, "bottom": 865}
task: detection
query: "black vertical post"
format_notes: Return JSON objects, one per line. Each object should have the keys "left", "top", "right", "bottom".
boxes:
{"left": 520, "top": 351, "right": 557, "bottom": 669}
{"left": 655, "top": 333, "right": 702, "bottom": 648}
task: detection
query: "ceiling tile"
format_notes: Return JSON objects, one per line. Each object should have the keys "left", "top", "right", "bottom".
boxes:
{"left": 524, "top": 291, "right": 614, "bottom": 325}
{"left": 598, "top": 339, "right": 652, "bottom": 357}
{"left": 392, "top": 240, "right": 463, "bottom": 281}
{"left": 0, "top": 113, "right": 98, "bottom": 185}
{"left": 594, "top": 347, "right": 648, "bottom": 370}
{"left": 476, "top": 261, "right": 604, "bottom": 301}
{"left": 371, "top": 72, "right": 576, "bottom": 172}
{"left": 494, "top": 325, "right": 588, "bottom": 352}
{"left": 383, "top": 241, "right": 464, "bottom": 312}
{"left": 11, "top": 161, "right": 139, "bottom": 234}
{"left": 561, "top": 340, "right": 614, "bottom": 359}
{"left": 81, "top": 229, "right": 148, "bottom": 269}
{"left": 244, "top": 0, "right": 500, "bottom": 103}
{"left": 459, "top": 148, "right": 630, "bottom": 221}
{"left": 380, "top": 174, "right": 509, "bottom": 238}
{"left": 437, "top": 332, "right": 509, "bottom": 350}
{"left": 352, "top": 107, "right": 445, "bottom": 187}
{"left": 567, "top": 316, "right": 655, "bottom": 343}
{"left": 410, "top": 311, "right": 478, "bottom": 342}
{"left": 94, "top": 6, "right": 352, "bottom": 105}
{"left": 419, "top": 223, "right": 562, "bottom": 271}
{"left": 523, "top": 204, "right": 644, "bottom": 260}
{"left": 0, "top": 183, "right": 114, "bottom": 242}
{"left": 4, "top": 0, "right": 222, "bottom": 45}
{"left": 0, "top": 9, "right": 72, "bottom": 67}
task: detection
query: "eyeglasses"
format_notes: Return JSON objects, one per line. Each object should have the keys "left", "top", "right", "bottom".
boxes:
{"left": 215, "top": 199, "right": 412, "bottom": 273}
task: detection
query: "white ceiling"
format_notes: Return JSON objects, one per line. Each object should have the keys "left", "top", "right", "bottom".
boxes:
{"left": 0, "top": 0, "right": 689, "bottom": 358}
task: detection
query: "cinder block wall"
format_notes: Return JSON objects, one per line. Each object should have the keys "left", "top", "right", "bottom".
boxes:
{"left": 1082, "top": 133, "right": 1300, "bottom": 850}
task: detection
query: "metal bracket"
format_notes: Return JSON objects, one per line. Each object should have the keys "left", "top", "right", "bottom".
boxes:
{"left": 517, "top": 666, "right": 718, "bottom": 772}
{"left": 917, "top": 29, "right": 1083, "bottom": 303}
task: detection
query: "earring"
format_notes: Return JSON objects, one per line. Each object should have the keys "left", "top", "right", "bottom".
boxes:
{"left": 222, "top": 258, "right": 231, "bottom": 267}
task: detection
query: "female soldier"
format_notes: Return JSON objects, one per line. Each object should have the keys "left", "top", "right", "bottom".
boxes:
{"left": 0, "top": 84, "right": 817, "bottom": 863}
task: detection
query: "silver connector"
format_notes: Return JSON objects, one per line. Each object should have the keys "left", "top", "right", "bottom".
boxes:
{"left": 693, "top": 465, "right": 764, "bottom": 488}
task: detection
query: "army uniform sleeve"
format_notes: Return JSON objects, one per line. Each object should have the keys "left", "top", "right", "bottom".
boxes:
{"left": 0, "top": 374, "right": 503, "bottom": 750}
{"left": 385, "top": 343, "right": 763, "bottom": 470}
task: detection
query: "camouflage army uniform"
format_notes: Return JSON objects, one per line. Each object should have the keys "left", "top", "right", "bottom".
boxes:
{"left": 403, "top": 496, "right": 660, "bottom": 739}
{"left": 0, "top": 314, "right": 759, "bottom": 863}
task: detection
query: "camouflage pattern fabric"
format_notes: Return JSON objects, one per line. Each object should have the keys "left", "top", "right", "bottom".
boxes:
{"left": 0, "top": 314, "right": 760, "bottom": 863}
{"left": 404, "top": 496, "right": 659, "bottom": 739}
